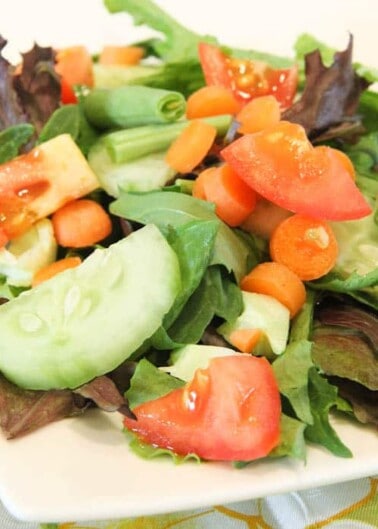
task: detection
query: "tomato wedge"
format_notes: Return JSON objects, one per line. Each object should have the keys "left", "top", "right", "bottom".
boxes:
{"left": 198, "top": 42, "right": 298, "bottom": 111}
{"left": 124, "top": 355, "right": 281, "bottom": 462}
{"left": 221, "top": 121, "right": 372, "bottom": 221}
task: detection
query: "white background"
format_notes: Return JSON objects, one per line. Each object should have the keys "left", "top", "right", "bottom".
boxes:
{"left": 0, "top": 0, "right": 377, "bottom": 67}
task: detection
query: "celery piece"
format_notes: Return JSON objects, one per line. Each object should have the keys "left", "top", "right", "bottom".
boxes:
{"left": 93, "top": 64, "right": 160, "bottom": 90}
{"left": 104, "top": 114, "right": 232, "bottom": 164}
{"left": 83, "top": 85, "right": 186, "bottom": 129}
{"left": 88, "top": 145, "right": 175, "bottom": 197}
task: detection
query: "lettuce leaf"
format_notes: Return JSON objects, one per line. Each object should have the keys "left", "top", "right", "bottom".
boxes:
{"left": 305, "top": 368, "right": 353, "bottom": 458}
{"left": 110, "top": 190, "right": 253, "bottom": 282}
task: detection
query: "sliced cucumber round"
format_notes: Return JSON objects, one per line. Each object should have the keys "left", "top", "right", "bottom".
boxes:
{"left": 0, "top": 224, "right": 180, "bottom": 390}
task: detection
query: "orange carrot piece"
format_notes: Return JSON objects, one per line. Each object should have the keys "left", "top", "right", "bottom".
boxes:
{"left": 99, "top": 46, "right": 144, "bottom": 66}
{"left": 192, "top": 167, "right": 217, "bottom": 200}
{"left": 241, "top": 197, "right": 292, "bottom": 239}
{"left": 202, "top": 164, "right": 257, "bottom": 227}
{"left": 52, "top": 199, "right": 112, "bottom": 248}
{"left": 228, "top": 328, "right": 262, "bottom": 353}
{"left": 186, "top": 85, "right": 241, "bottom": 119}
{"left": 241, "top": 262, "right": 306, "bottom": 318}
{"left": 269, "top": 214, "right": 339, "bottom": 281}
{"left": 165, "top": 120, "right": 217, "bottom": 174}
{"left": 32, "top": 256, "right": 82, "bottom": 287}
{"left": 55, "top": 46, "right": 94, "bottom": 103}
{"left": 236, "top": 95, "right": 281, "bottom": 134}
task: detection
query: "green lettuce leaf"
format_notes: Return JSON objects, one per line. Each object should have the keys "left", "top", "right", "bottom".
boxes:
{"left": 110, "top": 190, "right": 252, "bottom": 282}
{"left": 273, "top": 340, "right": 314, "bottom": 425}
{"left": 0, "top": 123, "right": 34, "bottom": 163}
{"left": 126, "top": 358, "right": 184, "bottom": 409}
{"left": 305, "top": 368, "right": 353, "bottom": 458}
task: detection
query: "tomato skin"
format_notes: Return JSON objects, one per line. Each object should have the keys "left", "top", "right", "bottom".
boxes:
{"left": 221, "top": 121, "right": 372, "bottom": 221}
{"left": 124, "top": 355, "right": 281, "bottom": 462}
{"left": 198, "top": 43, "right": 298, "bottom": 110}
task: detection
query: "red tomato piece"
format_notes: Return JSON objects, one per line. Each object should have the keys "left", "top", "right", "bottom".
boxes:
{"left": 0, "top": 151, "right": 50, "bottom": 239}
{"left": 124, "top": 355, "right": 281, "bottom": 462}
{"left": 198, "top": 42, "right": 298, "bottom": 110}
{"left": 221, "top": 121, "right": 372, "bottom": 221}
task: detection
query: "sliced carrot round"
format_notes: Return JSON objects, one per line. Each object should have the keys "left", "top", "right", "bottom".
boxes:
{"left": 269, "top": 214, "right": 339, "bottom": 281}
{"left": 241, "top": 197, "right": 292, "bottom": 239}
{"left": 186, "top": 85, "right": 241, "bottom": 119}
{"left": 52, "top": 199, "right": 112, "bottom": 248}
{"left": 240, "top": 261, "right": 306, "bottom": 318}
{"left": 192, "top": 167, "right": 218, "bottom": 200}
{"left": 202, "top": 164, "right": 257, "bottom": 227}
{"left": 165, "top": 120, "right": 217, "bottom": 174}
{"left": 236, "top": 95, "right": 281, "bottom": 134}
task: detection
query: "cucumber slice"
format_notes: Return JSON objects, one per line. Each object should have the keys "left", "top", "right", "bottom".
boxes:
{"left": 88, "top": 142, "right": 175, "bottom": 197}
{"left": 0, "top": 224, "right": 180, "bottom": 390}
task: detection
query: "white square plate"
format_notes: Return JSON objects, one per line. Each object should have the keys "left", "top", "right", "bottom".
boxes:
{"left": 0, "top": 0, "right": 377, "bottom": 523}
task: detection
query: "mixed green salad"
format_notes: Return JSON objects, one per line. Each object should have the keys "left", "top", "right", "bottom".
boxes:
{"left": 0, "top": 0, "right": 376, "bottom": 465}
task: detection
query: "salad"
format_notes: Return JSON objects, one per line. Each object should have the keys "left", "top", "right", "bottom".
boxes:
{"left": 0, "top": 0, "right": 376, "bottom": 466}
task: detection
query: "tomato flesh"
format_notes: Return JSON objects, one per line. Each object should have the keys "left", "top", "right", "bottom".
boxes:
{"left": 198, "top": 43, "right": 298, "bottom": 110}
{"left": 0, "top": 150, "right": 50, "bottom": 239}
{"left": 124, "top": 355, "right": 281, "bottom": 462}
{"left": 221, "top": 121, "right": 372, "bottom": 221}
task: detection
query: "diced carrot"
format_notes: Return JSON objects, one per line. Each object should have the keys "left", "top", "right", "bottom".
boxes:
{"left": 55, "top": 46, "right": 94, "bottom": 104}
{"left": 52, "top": 199, "right": 112, "bottom": 248}
{"left": 240, "top": 261, "right": 306, "bottom": 318}
{"left": 236, "top": 95, "right": 281, "bottom": 134}
{"left": 269, "top": 214, "right": 339, "bottom": 281}
{"left": 165, "top": 120, "right": 217, "bottom": 174}
{"left": 202, "top": 164, "right": 257, "bottom": 227}
{"left": 99, "top": 46, "right": 144, "bottom": 66}
{"left": 186, "top": 85, "right": 241, "bottom": 119}
{"left": 241, "top": 197, "right": 292, "bottom": 239}
{"left": 228, "top": 328, "right": 262, "bottom": 353}
{"left": 32, "top": 256, "right": 82, "bottom": 287}
{"left": 192, "top": 167, "right": 217, "bottom": 200}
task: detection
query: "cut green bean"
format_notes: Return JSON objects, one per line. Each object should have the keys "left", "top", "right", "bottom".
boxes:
{"left": 103, "top": 114, "right": 232, "bottom": 163}
{"left": 83, "top": 85, "right": 186, "bottom": 129}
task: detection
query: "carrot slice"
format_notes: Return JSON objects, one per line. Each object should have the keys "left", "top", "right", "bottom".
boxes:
{"left": 241, "top": 261, "right": 306, "bottom": 318}
{"left": 269, "top": 214, "right": 339, "bottom": 281}
{"left": 55, "top": 46, "right": 94, "bottom": 104}
{"left": 241, "top": 197, "right": 292, "bottom": 239}
{"left": 165, "top": 120, "right": 217, "bottom": 174}
{"left": 192, "top": 167, "right": 218, "bottom": 200}
{"left": 186, "top": 85, "right": 241, "bottom": 119}
{"left": 32, "top": 256, "right": 82, "bottom": 287}
{"left": 52, "top": 199, "right": 112, "bottom": 248}
{"left": 236, "top": 95, "right": 281, "bottom": 134}
{"left": 202, "top": 164, "right": 257, "bottom": 227}
{"left": 99, "top": 45, "right": 144, "bottom": 66}
{"left": 228, "top": 328, "right": 262, "bottom": 353}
